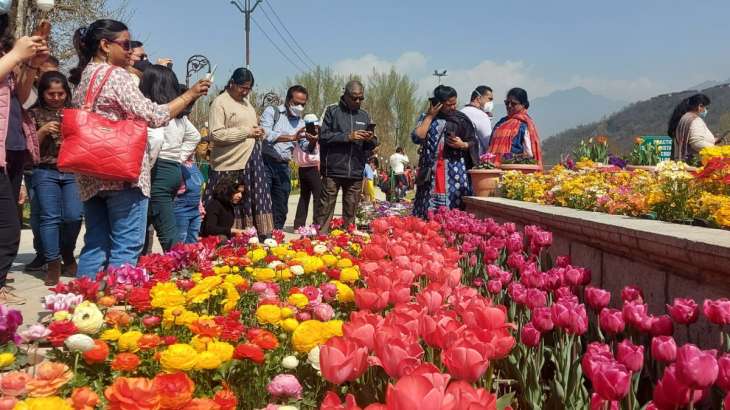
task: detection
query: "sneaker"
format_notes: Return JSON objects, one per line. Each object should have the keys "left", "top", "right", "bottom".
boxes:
{"left": 0, "top": 287, "right": 25, "bottom": 305}
{"left": 24, "top": 255, "right": 46, "bottom": 272}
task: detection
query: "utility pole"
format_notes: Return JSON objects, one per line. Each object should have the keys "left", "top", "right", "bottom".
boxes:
{"left": 433, "top": 69, "right": 448, "bottom": 85}
{"left": 230, "top": 0, "right": 263, "bottom": 68}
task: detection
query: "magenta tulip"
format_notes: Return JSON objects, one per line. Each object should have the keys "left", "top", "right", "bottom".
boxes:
{"left": 651, "top": 336, "right": 677, "bottom": 363}
{"left": 531, "top": 306, "right": 554, "bottom": 333}
{"left": 703, "top": 299, "right": 730, "bottom": 325}
{"left": 675, "top": 343, "right": 719, "bottom": 389}
{"left": 585, "top": 286, "right": 611, "bottom": 311}
{"left": 667, "top": 298, "right": 699, "bottom": 325}
{"left": 649, "top": 315, "right": 674, "bottom": 337}
{"left": 716, "top": 354, "right": 730, "bottom": 392}
{"left": 621, "top": 285, "right": 644, "bottom": 303}
{"left": 520, "top": 323, "right": 541, "bottom": 348}
{"left": 616, "top": 339, "right": 644, "bottom": 373}
{"left": 592, "top": 361, "right": 631, "bottom": 401}
{"left": 599, "top": 308, "right": 625, "bottom": 335}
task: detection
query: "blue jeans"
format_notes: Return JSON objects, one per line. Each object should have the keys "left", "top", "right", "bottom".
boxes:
{"left": 31, "top": 168, "right": 83, "bottom": 262}
{"left": 174, "top": 203, "right": 201, "bottom": 244}
{"left": 263, "top": 158, "right": 291, "bottom": 230}
{"left": 77, "top": 188, "right": 148, "bottom": 278}
{"left": 24, "top": 172, "right": 43, "bottom": 259}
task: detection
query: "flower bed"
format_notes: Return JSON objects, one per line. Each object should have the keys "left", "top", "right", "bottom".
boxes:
{"left": 0, "top": 209, "right": 729, "bottom": 409}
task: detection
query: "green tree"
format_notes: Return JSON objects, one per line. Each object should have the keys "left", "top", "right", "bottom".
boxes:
{"left": 287, "top": 66, "right": 345, "bottom": 119}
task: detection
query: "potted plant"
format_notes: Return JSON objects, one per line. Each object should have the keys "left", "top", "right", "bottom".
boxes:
{"left": 627, "top": 136, "right": 662, "bottom": 171}
{"left": 468, "top": 153, "right": 504, "bottom": 197}
{"left": 573, "top": 136, "right": 611, "bottom": 168}
{"left": 498, "top": 153, "right": 542, "bottom": 174}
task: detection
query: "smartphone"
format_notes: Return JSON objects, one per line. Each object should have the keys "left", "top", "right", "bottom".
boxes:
{"left": 366, "top": 123, "right": 376, "bottom": 133}
{"left": 305, "top": 122, "right": 317, "bottom": 135}
{"left": 33, "top": 19, "right": 51, "bottom": 40}
{"left": 205, "top": 65, "right": 218, "bottom": 83}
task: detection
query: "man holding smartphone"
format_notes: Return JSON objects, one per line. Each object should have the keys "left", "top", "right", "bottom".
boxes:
{"left": 315, "top": 80, "right": 378, "bottom": 233}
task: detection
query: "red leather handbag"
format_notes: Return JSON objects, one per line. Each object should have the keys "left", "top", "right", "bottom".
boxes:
{"left": 58, "top": 66, "right": 148, "bottom": 182}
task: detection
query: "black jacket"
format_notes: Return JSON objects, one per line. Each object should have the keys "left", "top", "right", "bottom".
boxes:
{"left": 201, "top": 198, "right": 234, "bottom": 238}
{"left": 320, "top": 98, "right": 378, "bottom": 179}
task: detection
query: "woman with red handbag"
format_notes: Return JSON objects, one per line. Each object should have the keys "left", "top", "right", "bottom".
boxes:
{"left": 67, "top": 19, "right": 211, "bottom": 278}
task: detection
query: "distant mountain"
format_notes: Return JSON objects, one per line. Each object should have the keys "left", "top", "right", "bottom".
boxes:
{"left": 541, "top": 83, "right": 730, "bottom": 165}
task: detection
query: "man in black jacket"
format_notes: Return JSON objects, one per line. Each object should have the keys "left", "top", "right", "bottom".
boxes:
{"left": 315, "top": 80, "right": 378, "bottom": 233}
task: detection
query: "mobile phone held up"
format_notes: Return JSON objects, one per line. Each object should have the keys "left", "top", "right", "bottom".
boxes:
{"left": 305, "top": 122, "right": 317, "bottom": 135}
{"left": 205, "top": 65, "right": 218, "bottom": 83}
{"left": 366, "top": 123, "right": 376, "bottom": 133}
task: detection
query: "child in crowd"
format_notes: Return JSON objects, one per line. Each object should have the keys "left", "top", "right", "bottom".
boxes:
{"left": 201, "top": 176, "right": 246, "bottom": 239}
{"left": 174, "top": 155, "right": 204, "bottom": 244}
{"left": 363, "top": 157, "right": 377, "bottom": 203}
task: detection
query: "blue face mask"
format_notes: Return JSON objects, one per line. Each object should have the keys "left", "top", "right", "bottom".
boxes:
{"left": 0, "top": 0, "right": 12, "bottom": 15}
{"left": 700, "top": 108, "right": 709, "bottom": 119}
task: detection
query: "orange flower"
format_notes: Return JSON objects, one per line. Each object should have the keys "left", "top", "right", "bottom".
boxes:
{"left": 110, "top": 353, "right": 141, "bottom": 372}
{"left": 152, "top": 372, "right": 194, "bottom": 409}
{"left": 70, "top": 386, "right": 100, "bottom": 410}
{"left": 26, "top": 361, "right": 73, "bottom": 397}
{"left": 251, "top": 330, "right": 279, "bottom": 350}
{"left": 0, "top": 371, "right": 31, "bottom": 397}
{"left": 98, "top": 295, "right": 117, "bottom": 308}
{"left": 105, "top": 310, "right": 132, "bottom": 327}
{"left": 104, "top": 377, "right": 161, "bottom": 410}
{"left": 213, "top": 388, "right": 237, "bottom": 410}
{"left": 83, "top": 340, "right": 110, "bottom": 364}
{"left": 181, "top": 398, "right": 221, "bottom": 410}
{"left": 138, "top": 334, "right": 161, "bottom": 350}
{"left": 188, "top": 318, "right": 222, "bottom": 338}
{"left": 596, "top": 135, "right": 608, "bottom": 145}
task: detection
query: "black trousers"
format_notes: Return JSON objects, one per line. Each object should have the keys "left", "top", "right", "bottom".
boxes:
{"left": 0, "top": 170, "right": 20, "bottom": 287}
{"left": 314, "top": 175, "right": 362, "bottom": 234}
{"left": 293, "top": 166, "right": 321, "bottom": 229}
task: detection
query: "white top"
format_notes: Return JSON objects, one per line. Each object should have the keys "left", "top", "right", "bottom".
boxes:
{"left": 148, "top": 116, "right": 201, "bottom": 164}
{"left": 389, "top": 152, "right": 409, "bottom": 174}
{"left": 689, "top": 117, "right": 715, "bottom": 153}
{"left": 461, "top": 105, "right": 492, "bottom": 155}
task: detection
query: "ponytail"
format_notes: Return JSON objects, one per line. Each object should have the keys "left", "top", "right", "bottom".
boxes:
{"left": 667, "top": 93, "right": 711, "bottom": 138}
{"left": 69, "top": 19, "right": 128, "bottom": 86}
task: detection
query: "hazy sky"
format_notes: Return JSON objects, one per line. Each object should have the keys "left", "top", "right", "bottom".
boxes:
{"left": 113, "top": 0, "right": 730, "bottom": 102}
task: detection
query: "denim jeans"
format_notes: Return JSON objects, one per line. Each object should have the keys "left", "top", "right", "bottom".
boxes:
{"left": 31, "top": 168, "right": 83, "bottom": 262}
{"left": 174, "top": 204, "right": 201, "bottom": 244}
{"left": 0, "top": 171, "right": 20, "bottom": 287}
{"left": 77, "top": 188, "right": 149, "bottom": 278}
{"left": 24, "top": 172, "right": 43, "bottom": 259}
{"left": 263, "top": 158, "right": 291, "bottom": 230}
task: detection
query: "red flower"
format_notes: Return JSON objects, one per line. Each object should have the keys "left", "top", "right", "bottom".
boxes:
{"left": 385, "top": 364, "right": 450, "bottom": 410}
{"left": 152, "top": 372, "right": 195, "bottom": 409}
{"left": 592, "top": 361, "right": 631, "bottom": 402}
{"left": 47, "top": 320, "right": 77, "bottom": 347}
{"left": 343, "top": 311, "right": 382, "bottom": 351}
{"left": 675, "top": 343, "right": 719, "bottom": 389}
{"left": 441, "top": 336, "right": 491, "bottom": 383}
{"left": 520, "top": 323, "right": 541, "bottom": 348}
{"left": 599, "top": 308, "right": 625, "bottom": 335}
{"left": 441, "top": 380, "right": 497, "bottom": 410}
{"left": 320, "top": 336, "right": 369, "bottom": 385}
{"left": 250, "top": 330, "right": 279, "bottom": 350}
{"left": 551, "top": 300, "right": 588, "bottom": 335}
{"left": 616, "top": 339, "right": 644, "bottom": 373}
{"left": 233, "top": 343, "right": 265, "bottom": 364}
{"left": 621, "top": 286, "right": 644, "bottom": 303}
{"left": 213, "top": 388, "right": 238, "bottom": 410}
{"left": 703, "top": 298, "right": 730, "bottom": 325}
{"left": 653, "top": 364, "right": 703, "bottom": 407}
{"left": 320, "top": 391, "right": 362, "bottom": 410}
{"left": 585, "top": 286, "right": 611, "bottom": 311}
{"left": 651, "top": 336, "right": 677, "bottom": 363}
{"left": 716, "top": 354, "right": 730, "bottom": 392}
{"left": 666, "top": 298, "right": 699, "bottom": 325}
{"left": 83, "top": 339, "right": 110, "bottom": 364}
{"left": 649, "top": 315, "right": 674, "bottom": 337}
{"left": 127, "top": 287, "right": 152, "bottom": 312}
{"left": 530, "top": 306, "right": 553, "bottom": 333}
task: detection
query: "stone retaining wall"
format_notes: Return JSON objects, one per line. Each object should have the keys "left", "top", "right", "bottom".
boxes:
{"left": 465, "top": 197, "right": 730, "bottom": 348}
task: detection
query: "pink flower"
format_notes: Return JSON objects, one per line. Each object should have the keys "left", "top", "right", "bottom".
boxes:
{"left": 585, "top": 287, "right": 611, "bottom": 311}
{"left": 551, "top": 300, "right": 588, "bottom": 335}
{"left": 651, "top": 336, "right": 677, "bottom": 363}
{"left": 666, "top": 298, "right": 699, "bottom": 325}
{"left": 675, "top": 343, "right": 719, "bottom": 389}
{"left": 524, "top": 288, "right": 547, "bottom": 310}
{"left": 441, "top": 337, "right": 491, "bottom": 383}
{"left": 320, "top": 336, "right": 369, "bottom": 385}
{"left": 622, "top": 301, "right": 652, "bottom": 333}
{"left": 590, "top": 393, "right": 618, "bottom": 410}
{"left": 441, "top": 380, "right": 497, "bottom": 410}
{"left": 649, "top": 315, "right": 674, "bottom": 337}
{"left": 616, "top": 340, "right": 644, "bottom": 373}
{"left": 621, "top": 286, "right": 643, "bottom": 303}
{"left": 19, "top": 324, "right": 50, "bottom": 343}
{"left": 599, "top": 308, "right": 625, "bottom": 335}
{"left": 486, "top": 280, "right": 502, "bottom": 294}
{"left": 530, "top": 307, "right": 554, "bottom": 333}
{"left": 592, "top": 361, "right": 631, "bottom": 401}
{"left": 716, "top": 354, "right": 730, "bottom": 392}
{"left": 312, "top": 303, "right": 335, "bottom": 322}
{"left": 385, "top": 364, "right": 450, "bottom": 410}
{"left": 653, "top": 364, "right": 703, "bottom": 407}
{"left": 520, "top": 323, "right": 541, "bottom": 348}
{"left": 703, "top": 299, "right": 730, "bottom": 325}
{"left": 582, "top": 343, "right": 614, "bottom": 380}
{"left": 266, "top": 374, "right": 303, "bottom": 399}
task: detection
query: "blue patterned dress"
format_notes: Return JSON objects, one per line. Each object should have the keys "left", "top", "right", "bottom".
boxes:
{"left": 412, "top": 115, "right": 472, "bottom": 219}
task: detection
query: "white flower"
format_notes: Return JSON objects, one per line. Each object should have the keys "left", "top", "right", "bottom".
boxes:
{"left": 313, "top": 244, "right": 328, "bottom": 255}
{"left": 248, "top": 236, "right": 260, "bottom": 245}
{"left": 307, "top": 345, "right": 321, "bottom": 371}
{"left": 65, "top": 334, "right": 95, "bottom": 352}
{"left": 267, "top": 260, "right": 284, "bottom": 270}
{"left": 289, "top": 265, "right": 304, "bottom": 276}
{"left": 281, "top": 355, "right": 299, "bottom": 369}
{"left": 263, "top": 238, "right": 278, "bottom": 248}
{"left": 279, "top": 406, "right": 299, "bottom": 410}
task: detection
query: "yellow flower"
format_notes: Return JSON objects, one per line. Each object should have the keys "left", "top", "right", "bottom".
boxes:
{"left": 221, "top": 283, "right": 240, "bottom": 313}
{"left": 287, "top": 293, "right": 309, "bottom": 309}
{"left": 190, "top": 335, "right": 211, "bottom": 352}
{"left": 150, "top": 282, "right": 186, "bottom": 309}
{"left": 339, "top": 267, "right": 360, "bottom": 283}
{"left": 160, "top": 343, "right": 198, "bottom": 372}
{"left": 225, "top": 274, "right": 245, "bottom": 286}
{"left": 249, "top": 248, "right": 267, "bottom": 263}
{"left": 281, "top": 318, "right": 300, "bottom": 333}
{"left": 291, "top": 320, "right": 326, "bottom": 353}
{"left": 280, "top": 307, "right": 294, "bottom": 319}
{"left": 336, "top": 258, "right": 353, "bottom": 268}
{"left": 52, "top": 311, "right": 71, "bottom": 322}
{"left": 330, "top": 280, "right": 355, "bottom": 303}
{"left": 255, "top": 305, "right": 282, "bottom": 326}
{"left": 195, "top": 351, "right": 222, "bottom": 370}
{"left": 321, "top": 254, "right": 338, "bottom": 267}
{"left": 100, "top": 328, "right": 122, "bottom": 342}
{"left": 0, "top": 352, "right": 14, "bottom": 368}
{"left": 207, "top": 341, "right": 234, "bottom": 362}
{"left": 323, "top": 320, "right": 344, "bottom": 338}
{"left": 71, "top": 301, "right": 103, "bottom": 334}
{"left": 118, "top": 331, "right": 143, "bottom": 352}
{"left": 13, "top": 397, "right": 72, "bottom": 410}
{"left": 277, "top": 268, "right": 293, "bottom": 281}
{"left": 186, "top": 276, "right": 223, "bottom": 304}
{"left": 253, "top": 268, "right": 276, "bottom": 282}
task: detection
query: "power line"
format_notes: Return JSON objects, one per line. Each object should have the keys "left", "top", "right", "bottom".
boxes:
{"left": 251, "top": 17, "right": 307, "bottom": 74}
{"left": 263, "top": 0, "right": 318, "bottom": 68}
{"left": 258, "top": 5, "right": 314, "bottom": 71}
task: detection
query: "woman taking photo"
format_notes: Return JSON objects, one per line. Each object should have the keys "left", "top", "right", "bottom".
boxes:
{"left": 489, "top": 87, "right": 543, "bottom": 167}
{"left": 411, "top": 85, "right": 477, "bottom": 219}
{"left": 69, "top": 19, "right": 211, "bottom": 278}
{"left": 140, "top": 65, "right": 201, "bottom": 251}
{"left": 205, "top": 68, "right": 273, "bottom": 240}
{"left": 668, "top": 93, "right": 716, "bottom": 163}
{"left": 29, "top": 72, "right": 82, "bottom": 285}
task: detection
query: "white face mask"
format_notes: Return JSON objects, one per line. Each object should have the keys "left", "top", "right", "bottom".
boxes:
{"left": 483, "top": 100, "right": 494, "bottom": 113}
{"left": 290, "top": 104, "right": 305, "bottom": 118}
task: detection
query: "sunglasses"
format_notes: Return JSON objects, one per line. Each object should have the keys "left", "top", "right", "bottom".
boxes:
{"left": 108, "top": 39, "right": 132, "bottom": 51}
{"left": 504, "top": 100, "right": 522, "bottom": 107}
{"left": 348, "top": 95, "right": 365, "bottom": 102}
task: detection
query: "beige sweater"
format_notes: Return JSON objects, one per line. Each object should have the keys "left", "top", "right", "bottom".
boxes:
{"left": 209, "top": 91, "right": 258, "bottom": 171}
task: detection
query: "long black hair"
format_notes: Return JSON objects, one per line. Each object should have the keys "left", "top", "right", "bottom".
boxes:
{"left": 667, "top": 93, "right": 711, "bottom": 138}
{"left": 70, "top": 19, "right": 128, "bottom": 85}
{"left": 139, "top": 65, "right": 188, "bottom": 118}
{"left": 506, "top": 87, "right": 530, "bottom": 109}
{"left": 34, "top": 71, "right": 72, "bottom": 109}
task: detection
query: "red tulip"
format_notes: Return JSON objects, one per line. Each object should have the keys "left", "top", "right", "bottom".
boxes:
{"left": 592, "top": 361, "right": 631, "bottom": 401}
{"left": 530, "top": 306, "right": 554, "bottom": 333}
{"left": 471, "top": 327, "right": 516, "bottom": 360}
{"left": 520, "top": 323, "right": 541, "bottom": 348}
{"left": 716, "top": 354, "right": 730, "bottom": 392}
{"left": 320, "top": 336, "right": 369, "bottom": 385}
{"left": 460, "top": 299, "right": 508, "bottom": 332}
{"left": 622, "top": 301, "right": 653, "bottom": 333}
{"left": 590, "top": 393, "right": 618, "bottom": 410}
{"left": 666, "top": 298, "right": 699, "bottom": 325}
{"left": 525, "top": 288, "right": 547, "bottom": 310}
{"left": 354, "top": 288, "right": 389, "bottom": 312}
{"left": 621, "top": 286, "right": 644, "bottom": 303}
{"left": 585, "top": 286, "right": 611, "bottom": 311}
{"left": 420, "top": 312, "right": 463, "bottom": 350}
{"left": 582, "top": 342, "right": 614, "bottom": 380}
{"left": 599, "top": 308, "right": 625, "bottom": 335}
{"left": 441, "top": 380, "right": 497, "bottom": 410}
{"left": 616, "top": 339, "right": 644, "bottom": 373}
{"left": 675, "top": 343, "right": 719, "bottom": 389}
{"left": 651, "top": 336, "right": 677, "bottom": 363}
{"left": 385, "top": 364, "right": 450, "bottom": 410}
{"left": 343, "top": 311, "right": 382, "bottom": 352}
{"left": 653, "top": 364, "right": 703, "bottom": 407}
{"left": 416, "top": 290, "right": 444, "bottom": 314}
{"left": 703, "top": 298, "right": 730, "bottom": 325}
{"left": 649, "top": 315, "right": 674, "bottom": 337}
{"left": 441, "top": 337, "right": 491, "bottom": 383}
{"left": 320, "top": 391, "right": 362, "bottom": 410}
{"left": 486, "top": 280, "right": 502, "bottom": 294}
{"left": 374, "top": 330, "right": 424, "bottom": 379}
{"left": 551, "top": 300, "right": 588, "bottom": 335}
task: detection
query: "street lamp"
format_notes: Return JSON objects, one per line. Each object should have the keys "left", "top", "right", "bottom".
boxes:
{"left": 186, "top": 55, "right": 211, "bottom": 88}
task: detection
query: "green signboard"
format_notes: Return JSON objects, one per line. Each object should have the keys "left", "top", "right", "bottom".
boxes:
{"left": 641, "top": 136, "right": 672, "bottom": 161}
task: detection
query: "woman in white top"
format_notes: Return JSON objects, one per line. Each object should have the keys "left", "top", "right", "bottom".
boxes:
{"left": 669, "top": 93, "right": 717, "bottom": 163}
{"left": 140, "top": 65, "right": 201, "bottom": 251}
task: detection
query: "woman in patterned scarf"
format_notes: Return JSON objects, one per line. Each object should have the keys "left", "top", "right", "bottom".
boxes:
{"left": 489, "top": 87, "right": 543, "bottom": 168}
{"left": 411, "top": 85, "right": 478, "bottom": 219}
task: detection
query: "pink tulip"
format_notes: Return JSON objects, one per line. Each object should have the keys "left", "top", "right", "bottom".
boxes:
{"left": 506, "top": 233, "right": 523, "bottom": 254}
{"left": 599, "top": 308, "right": 625, "bottom": 335}
{"left": 649, "top": 315, "right": 674, "bottom": 337}
{"left": 320, "top": 391, "right": 362, "bottom": 410}
{"left": 622, "top": 301, "right": 653, "bottom": 333}
{"left": 621, "top": 286, "right": 644, "bottom": 303}
{"left": 616, "top": 339, "right": 644, "bottom": 373}
{"left": 525, "top": 288, "right": 547, "bottom": 310}
{"left": 520, "top": 323, "right": 541, "bottom": 348}
{"left": 653, "top": 364, "right": 703, "bottom": 407}
{"left": 320, "top": 336, "right": 369, "bottom": 385}
{"left": 343, "top": 311, "right": 382, "bottom": 351}
{"left": 703, "top": 298, "right": 730, "bottom": 325}
{"left": 530, "top": 306, "right": 554, "bottom": 333}
{"left": 716, "top": 354, "right": 730, "bottom": 392}
{"left": 441, "top": 337, "right": 491, "bottom": 383}
{"left": 385, "top": 364, "right": 450, "bottom": 410}
{"left": 585, "top": 286, "right": 611, "bottom": 311}
{"left": 592, "top": 361, "right": 631, "bottom": 401}
{"left": 554, "top": 286, "right": 578, "bottom": 303}
{"left": 675, "top": 343, "right": 719, "bottom": 389}
{"left": 564, "top": 267, "right": 583, "bottom": 286}
{"left": 416, "top": 290, "right": 444, "bottom": 314}
{"left": 590, "top": 393, "right": 618, "bottom": 410}
{"left": 486, "top": 280, "right": 502, "bottom": 294}
{"left": 420, "top": 312, "right": 463, "bottom": 350}
{"left": 507, "top": 282, "right": 527, "bottom": 304}
{"left": 374, "top": 330, "right": 424, "bottom": 379}
{"left": 441, "top": 380, "right": 497, "bottom": 410}
{"left": 582, "top": 343, "right": 614, "bottom": 380}
{"left": 354, "top": 288, "right": 389, "bottom": 312}
{"left": 551, "top": 300, "right": 588, "bottom": 335}
{"left": 667, "top": 298, "right": 699, "bottom": 325}
{"left": 651, "top": 336, "right": 677, "bottom": 363}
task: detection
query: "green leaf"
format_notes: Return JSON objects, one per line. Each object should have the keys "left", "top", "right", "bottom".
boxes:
{"left": 497, "top": 392, "right": 515, "bottom": 410}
